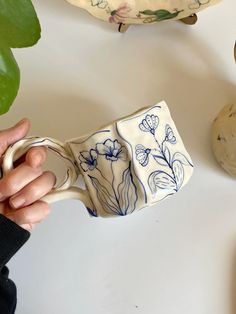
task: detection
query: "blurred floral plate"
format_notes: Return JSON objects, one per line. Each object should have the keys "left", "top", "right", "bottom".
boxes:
{"left": 66, "top": 0, "right": 221, "bottom": 30}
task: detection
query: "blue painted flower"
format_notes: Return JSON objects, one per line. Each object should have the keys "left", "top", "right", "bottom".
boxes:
{"left": 96, "top": 139, "right": 127, "bottom": 161}
{"left": 79, "top": 149, "right": 98, "bottom": 172}
{"left": 165, "top": 124, "right": 176, "bottom": 144}
{"left": 135, "top": 144, "right": 151, "bottom": 167}
{"left": 139, "top": 114, "right": 159, "bottom": 135}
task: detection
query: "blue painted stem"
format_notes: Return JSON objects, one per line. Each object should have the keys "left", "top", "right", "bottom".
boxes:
{"left": 110, "top": 161, "right": 122, "bottom": 214}
{"left": 95, "top": 166, "right": 111, "bottom": 186}
{"left": 153, "top": 135, "right": 177, "bottom": 187}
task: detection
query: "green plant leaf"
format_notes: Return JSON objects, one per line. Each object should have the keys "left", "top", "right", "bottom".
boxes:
{"left": 0, "top": 0, "right": 41, "bottom": 48}
{"left": 0, "top": 0, "right": 41, "bottom": 114}
{"left": 0, "top": 45, "right": 20, "bottom": 114}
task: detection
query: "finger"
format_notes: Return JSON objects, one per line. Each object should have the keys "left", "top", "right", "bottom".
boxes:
{"left": 0, "top": 118, "right": 30, "bottom": 156}
{"left": 9, "top": 171, "right": 56, "bottom": 209}
{"left": 19, "top": 223, "right": 35, "bottom": 232}
{"left": 13, "top": 152, "right": 27, "bottom": 168}
{"left": 25, "top": 146, "right": 47, "bottom": 169}
{"left": 0, "top": 146, "right": 47, "bottom": 201}
{"left": 0, "top": 160, "right": 44, "bottom": 201}
{"left": 5, "top": 200, "right": 51, "bottom": 226}
{"left": 13, "top": 146, "right": 47, "bottom": 169}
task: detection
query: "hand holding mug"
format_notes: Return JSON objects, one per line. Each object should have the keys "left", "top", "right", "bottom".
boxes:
{"left": 0, "top": 119, "right": 56, "bottom": 231}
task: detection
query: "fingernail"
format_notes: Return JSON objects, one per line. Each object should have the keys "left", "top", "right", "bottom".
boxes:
{"left": 31, "top": 153, "right": 43, "bottom": 168}
{"left": 10, "top": 196, "right": 25, "bottom": 209}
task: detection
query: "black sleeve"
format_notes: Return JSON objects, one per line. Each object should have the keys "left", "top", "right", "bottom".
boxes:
{"left": 0, "top": 214, "right": 30, "bottom": 314}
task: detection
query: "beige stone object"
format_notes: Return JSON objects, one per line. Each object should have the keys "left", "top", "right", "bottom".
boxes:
{"left": 212, "top": 104, "right": 236, "bottom": 178}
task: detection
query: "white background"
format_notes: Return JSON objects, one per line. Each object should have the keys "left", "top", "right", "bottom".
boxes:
{"left": 1, "top": 0, "right": 236, "bottom": 313}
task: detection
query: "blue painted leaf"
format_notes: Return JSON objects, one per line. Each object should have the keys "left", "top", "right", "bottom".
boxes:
{"left": 148, "top": 171, "right": 177, "bottom": 194}
{"left": 172, "top": 160, "right": 184, "bottom": 190}
{"left": 153, "top": 155, "right": 168, "bottom": 166}
{"left": 164, "top": 146, "right": 171, "bottom": 164}
{"left": 117, "top": 163, "right": 138, "bottom": 215}
{"left": 86, "top": 207, "right": 97, "bottom": 217}
{"left": 172, "top": 152, "right": 193, "bottom": 167}
{"left": 89, "top": 175, "right": 120, "bottom": 215}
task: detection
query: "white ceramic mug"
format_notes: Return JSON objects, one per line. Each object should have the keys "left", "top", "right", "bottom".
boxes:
{"left": 2, "top": 101, "right": 193, "bottom": 218}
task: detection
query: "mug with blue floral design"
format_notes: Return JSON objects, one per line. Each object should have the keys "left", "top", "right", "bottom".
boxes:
{"left": 2, "top": 101, "right": 193, "bottom": 218}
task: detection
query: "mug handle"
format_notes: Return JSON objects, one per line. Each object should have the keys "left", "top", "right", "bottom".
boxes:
{"left": 2, "top": 137, "right": 94, "bottom": 208}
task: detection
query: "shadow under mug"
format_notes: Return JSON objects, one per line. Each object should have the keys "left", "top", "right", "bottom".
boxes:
{"left": 2, "top": 101, "right": 194, "bottom": 218}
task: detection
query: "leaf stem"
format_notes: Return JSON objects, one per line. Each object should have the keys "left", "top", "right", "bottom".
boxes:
{"left": 110, "top": 161, "right": 121, "bottom": 214}
{"left": 153, "top": 135, "right": 177, "bottom": 186}
{"left": 95, "top": 166, "right": 111, "bottom": 186}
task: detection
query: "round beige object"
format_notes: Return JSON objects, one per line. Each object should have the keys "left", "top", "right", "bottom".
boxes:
{"left": 212, "top": 104, "right": 236, "bottom": 178}
{"left": 66, "top": 0, "right": 221, "bottom": 25}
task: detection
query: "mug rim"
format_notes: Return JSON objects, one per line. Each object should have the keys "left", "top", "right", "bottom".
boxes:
{"left": 66, "top": 100, "right": 167, "bottom": 145}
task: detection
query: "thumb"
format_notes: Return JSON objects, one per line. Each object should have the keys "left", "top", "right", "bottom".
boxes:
{"left": 0, "top": 118, "right": 30, "bottom": 156}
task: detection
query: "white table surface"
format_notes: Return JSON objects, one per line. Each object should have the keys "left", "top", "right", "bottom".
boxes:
{"left": 1, "top": 0, "right": 236, "bottom": 313}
